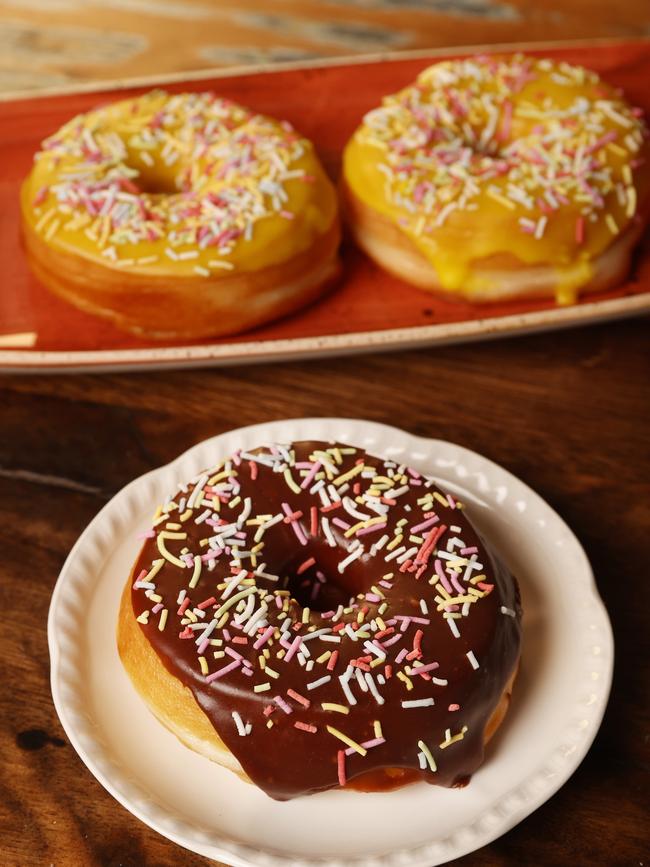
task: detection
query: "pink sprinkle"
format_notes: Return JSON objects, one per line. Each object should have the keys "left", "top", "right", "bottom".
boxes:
{"left": 205, "top": 659, "right": 240, "bottom": 682}
{"left": 410, "top": 661, "right": 439, "bottom": 676}
{"left": 345, "top": 736, "right": 385, "bottom": 755}
{"left": 460, "top": 547, "right": 478, "bottom": 555}
{"left": 448, "top": 703, "right": 460, "bottom": 712}
{"left": 263, "top": 705, "right": 275, "bottom": 717}
{"left": 232, "top": 636, "right": 248, "bottom": 645}
{"left": 274, "top": 695, "right": 293, "bottom": 714}
{"left": 396, "top": 648, "right": 409, "bottom": 664}
{"left": 337, "top": 750, "right": 347, "bottom": 786}
{"left": 198, "top": 596, "right": 217, "bottom": 610}
{"left": 357, "top": 522, "right": 387, "bottom": 536}
{"left": 332, "top": 517, "right": 351, "bottom": 531}
{"left": 300, "top": 460, "right": 321, "bottom": 489}
{"left": 137, "top": 529, "right": 156, "bottom": 540}
{"left": 327, "top": 650, "right": 339, "bottom": 671}
{"left": 297, "top": 557, "right": 316, "bottom": 575}
{"left": 365, "top": 593, "right": 382, "bottom": 603}
{"left": 447, "top": 494, "right": 456, "bottom": 509}
{"left": 253, "top": 625, "right": 274, "bottom": 650}
{"left": 435, "top": 559, "right": 454, "bottom": 594}
{"left": 410, "top": 515, "right": 440, "bottom": 535}
{"left": 132, "top": 569, "right": 148, "bottom": 587}
{"left": 294, "top": 721, "right": 317, "bottom": 733}
{"left": 151, "top": 603, "right": 163, "bottom": 614}
{"left": 197, "top": 639, "right": 209, "bottom": 655}
{"left": 283, "top": 635, "right": 302, "bottom": 663}
{"left": 282, "top": 503, "right": 308, "bottom": 546}
{"left": 224, "top": 646, "right": 242, "bottom": 661}
{"left": 177, "top": 597, "right": 191, "bottom": 616}
{"left": 287, "top": 688, "right": 310, "bottom": 708}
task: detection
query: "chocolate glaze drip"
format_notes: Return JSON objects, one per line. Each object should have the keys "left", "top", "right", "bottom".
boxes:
{"left": 129, "top": 441, "right": 521, "bottom": 800}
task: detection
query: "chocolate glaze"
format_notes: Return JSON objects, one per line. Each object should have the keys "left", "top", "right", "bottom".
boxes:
{"left": 129, "top": 441, "right": 521, "bottom": 800}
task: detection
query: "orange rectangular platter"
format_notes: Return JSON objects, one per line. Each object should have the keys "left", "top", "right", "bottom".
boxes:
{"left": 1, "top": 38, "right": 649, "bottom": 371}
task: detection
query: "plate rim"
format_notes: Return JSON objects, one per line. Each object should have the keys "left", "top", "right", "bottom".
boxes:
{"left": 48, "top": 417, "right": 614, "bottom": 866}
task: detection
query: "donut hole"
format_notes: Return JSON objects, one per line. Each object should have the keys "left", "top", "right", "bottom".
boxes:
{"left": 130, "top": 162, "right": 180, "bottom": 195}
{"left": 281, "top": 545, "right": 368, "bottom": 614}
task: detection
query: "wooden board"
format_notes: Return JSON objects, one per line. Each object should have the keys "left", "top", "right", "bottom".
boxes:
{"left": 1, "top": 37, "right": 649, "bottom": 372}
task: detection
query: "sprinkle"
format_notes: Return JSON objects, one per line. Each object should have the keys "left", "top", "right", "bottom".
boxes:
{"left": 402, "top": 698, "right": 435, "bottom": 709}
{"left": 205, "top": 659, "right": 240, "bottom": 682}
{"left": 466, "top": 650, "right": 480, "bottom": 669}
{"left": 307, "top": 675, "right": 331, "bottom": 690}
{"left": 232, "top": 711, "right": 248, "bottom": 736}
{"left": 440, "top": 725, "right": 468, "bottom": 749}
{"left": 294, "top": 721, "right": 317, "bottom": 733}
{"left": 136, "top": 611, "right": 150, "bottom": 624}
{"left": 321, "top": 702, "right": 349, "bottom": 714}
{"left": 274, "top": 695, "right": 293, "bottom": 714}
{"left": 287, "top": 688, "right": 310, "bottom": 708}
{"left": 338, "top": 546, "right": 364, "bottom": 573}
{"left": 418, "top": 740, "right": 437, "bottom": 772}
{"left": 500, "top": 606, "right": 516, "bottom": 617}
{"left": 158, "top": 609, "right": 168, "bottom": 631}
{"left": 337, "top": 750, "right": 347, "bottom": 786}
{"left": 373, "top": 720, "right": 383, "bottom": 739}
{"left": 326, "top": 725, "right": 367, "bottom": 756}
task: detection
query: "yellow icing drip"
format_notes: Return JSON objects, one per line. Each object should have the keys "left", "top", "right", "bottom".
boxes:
{"left": 22, "top": 89, "right": 337, "bottom": 276}
{"left": 343, "top": 54, "right": 648, "bottom": 302}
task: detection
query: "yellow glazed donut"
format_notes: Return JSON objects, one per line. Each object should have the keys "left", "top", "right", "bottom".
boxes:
{"left": 21, "top": 90, "right": 340, "bottom": 338}
{"left": 342, "top": 54, "right": 650, "bottom": 304}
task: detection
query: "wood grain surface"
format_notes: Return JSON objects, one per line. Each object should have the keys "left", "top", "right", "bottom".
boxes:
{"left": 1, "top": 319, "right": 649, "bottom": 865}
{"left": 1, "top": 1, "right": 649, "bottom": 865}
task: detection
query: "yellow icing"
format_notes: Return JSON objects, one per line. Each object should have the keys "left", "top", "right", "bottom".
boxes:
{"left": 22, "top": 90, "right": 338, "bottom": 276}
{"left": 343, "top": 55, "right": 648, "bottom": 301}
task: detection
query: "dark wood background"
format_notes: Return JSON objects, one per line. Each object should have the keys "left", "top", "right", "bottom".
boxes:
{"left": 1, "top": 317, "right": 648, "bottom": 866}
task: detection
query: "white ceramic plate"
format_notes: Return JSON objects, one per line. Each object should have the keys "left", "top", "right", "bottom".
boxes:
{"left": 48, "top": 418, "right": 613, "bottom": 866}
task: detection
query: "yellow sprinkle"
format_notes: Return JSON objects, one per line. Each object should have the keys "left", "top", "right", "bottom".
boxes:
{"left": 265, "top": 666, "right": 280, "bottom": 679}
{"left": 283, "top": 468, "right": 301, "bottom": 494}
{"left": 333, "top": 463, "right": 365, "bottom": 487}
{"left": 213, "top": 586, "right": 257, "bottom": 619}
{"left": 165, "top": 522, "right": 181, "bottom": 531}
{"left": 198, "top": 656, "right": 209, "bottom": 675}
{"left": 156, "top": 532, "right": 187, "bottom": 568}
{"left": 302, "top": 607, "right": 310, "bottom": 624}
{"left": 386, "top": 534, "right": 403, "bottom": 551}
{"left": 317, "top": 651, "right": 332, "bottom": 664}
{"left": 321, "top": 702, "right": 349, "bottom": 714}
{"left": 373, "top": 720, "right": 383, "bottom": 739}
{"left": 326, "top": 725, "right": 367, "bottom": 756}
{"left": 397, "top": 671, "right": 413, "bottom": 691}
{"left": 158, "top": 609, "right": 168, "bottom": 631}
{"left": 622, "top": 163, "right": 633, "bottom": 184}
{"left": 147, "top": 593, "right": 162, "bottom": 603}
{"left": 143, "top": 558, "right": 165, "bottom": 583}
{"left": 188, "top": 556, "right": 202, "bottom": 589}
{"left": 487, "top": 188, "right": 516, "bottom": 210}
{"left": 207, "top": 469, "right": 228, "bottom": 485}
{"left": 433, "top": 492, "right": 449, "bottom": 507}
{"left": 179, "top": 509, "right": 193, "bottom": 522}
{"left": 266, "top": 719, "right": 274, "bottom": 729}
{"left": 418, "top": 739, "right": 437, "bottom": 771}
{"left": 254, "top": 683, "right": 271, "bottom": 693}
{"left": 136, "top": 611, "right": 149, "bottom": 624}
{"left": 258, "top": 654, "right": 266, "bottom": 669}
{"left": 626, "top": 186, "right": 637, "bottom": 219}
{"left": 440, "top": 725, "right": 468, "bottom": 749}
{"left": 605, "top": 213, "right": 619, "bottom": 234}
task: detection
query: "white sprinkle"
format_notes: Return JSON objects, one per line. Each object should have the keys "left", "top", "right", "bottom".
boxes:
{"left": 306, "top": 675, "right": 331, "bottom": 691}
{"left": 501, "top": 606, "right": 516, "bottom": 617}
{"left": 402, "top": 698, "right": 435, "bottom": 709}
{"left": 364, "top": 672, "right": 385, "bottom": 705}
{"left": 232, "top": 711, "right": 248, "bottom": 736}
{"left": 338, "top": 546, "right": 364, "bottom": 573}
{"left": 466, "top": 651, "right": 480, "bottom": 670}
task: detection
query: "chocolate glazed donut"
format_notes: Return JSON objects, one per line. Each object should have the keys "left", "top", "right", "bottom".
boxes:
{"left": 118, "top": 441, "right": 522, "bottom": 800}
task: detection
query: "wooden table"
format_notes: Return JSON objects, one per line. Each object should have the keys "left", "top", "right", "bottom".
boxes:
{"left": 1, "top": 2, "right": 649, "bottom": 865}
